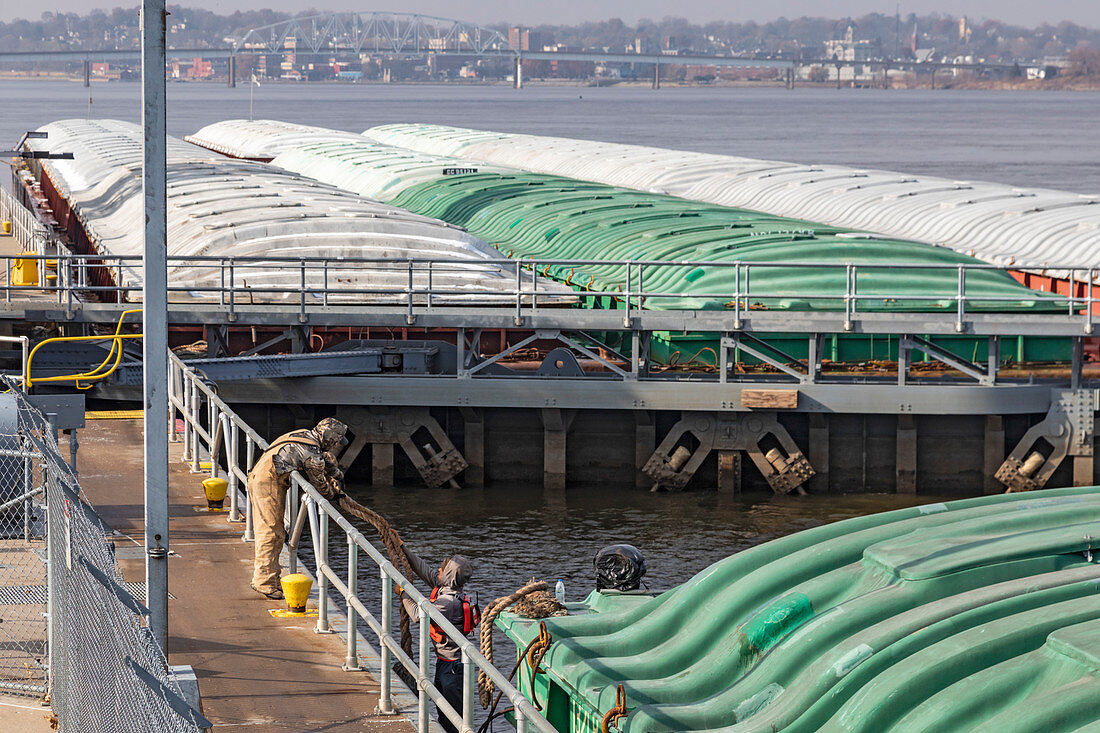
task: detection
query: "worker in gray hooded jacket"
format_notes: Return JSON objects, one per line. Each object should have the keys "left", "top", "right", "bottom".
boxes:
{"left": 401, "top": 547, "right": 479, "bottom": 733}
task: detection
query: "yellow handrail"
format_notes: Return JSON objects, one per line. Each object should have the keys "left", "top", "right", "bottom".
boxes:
{"left": 27, "top": 309, "right": 144, "bottom": 390}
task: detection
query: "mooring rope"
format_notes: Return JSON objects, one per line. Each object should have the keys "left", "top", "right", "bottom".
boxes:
{"left": 336, "top": 493, "right": 416, "bottom": 675}
{"left": 331, "top": 491, "right": 568, "bottom": 711}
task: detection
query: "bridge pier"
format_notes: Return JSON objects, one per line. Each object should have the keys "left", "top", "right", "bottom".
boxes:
{"left": 83, "top": 59, "right": 90, "bottom": 87}
{"left": 786, "top": 67, "right": 794, "bottom": 90}
{"left": 227, "top": 56, "right": 236, "bottom": 88}
{"left": 513, "top": 55, "right": 522, "bottom": 89}
{"left": 653, "top": 62, "right": 660, "bottom": 90}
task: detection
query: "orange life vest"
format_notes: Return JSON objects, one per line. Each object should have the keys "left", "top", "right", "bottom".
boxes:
{"left": 428, "top": 587, "right": 481, "bottom": 644}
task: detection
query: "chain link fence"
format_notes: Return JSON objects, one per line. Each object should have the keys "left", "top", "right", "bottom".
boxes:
{"left": 0, "top": 379, "right": 208, "bottom": 731}
{"left": 0, "top": 384, "right": 48, "bottom": 696}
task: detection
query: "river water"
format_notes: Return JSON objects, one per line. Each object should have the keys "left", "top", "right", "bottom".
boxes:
{"left": 2, "top": 80, "right": 1099, "bottom": 192}
{"left": 5, "top": 78, "right": 1097, "bottom": 606}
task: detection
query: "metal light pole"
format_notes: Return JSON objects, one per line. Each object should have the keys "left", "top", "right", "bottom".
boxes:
{"left": 141, "top": 0, "right": 170, "bottom": 653}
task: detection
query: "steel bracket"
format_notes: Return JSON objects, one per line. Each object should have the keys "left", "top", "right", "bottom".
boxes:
{"left": 336, "top": 406, "right": 468, "bottom": 489}
{"left": 643, "top": 411, "right": 815, "bottom": 494}
{"left": 995, "top": 388, "right": 1097, "bottom": 492}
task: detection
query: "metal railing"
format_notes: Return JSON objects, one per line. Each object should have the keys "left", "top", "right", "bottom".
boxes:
{"left": 168, "top": 351, "right": 555, "bottom": 733}
{"left": 0, "top": 185, "right": 49, "bottom": 253}
{"left": 1, "top": 251, "right": 1093, "bottom": 333}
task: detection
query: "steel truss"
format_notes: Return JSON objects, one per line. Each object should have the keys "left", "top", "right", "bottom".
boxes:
{"left": 231, "top": 12, "right": 515, "bottom": 56}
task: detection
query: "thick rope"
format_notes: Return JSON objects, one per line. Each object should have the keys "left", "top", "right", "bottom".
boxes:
{"left": 478, "top": 580, "right": 547, "bottom": 708}
{"left": 336, "top": 494, "right": 416, "bottom": 674}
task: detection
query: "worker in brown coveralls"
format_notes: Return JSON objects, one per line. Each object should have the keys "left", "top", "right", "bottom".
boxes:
{"left": 248, "top": 417, "right": 349, "bottom": 599}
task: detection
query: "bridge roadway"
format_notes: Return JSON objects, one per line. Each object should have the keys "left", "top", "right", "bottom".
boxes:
{"left": 0, "top": 47, "right": 1030, "bottom": 75}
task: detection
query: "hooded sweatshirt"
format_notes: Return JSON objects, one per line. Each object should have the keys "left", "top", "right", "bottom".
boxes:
{"left": 401, "top": 548, "right": 473, "bottom": 661}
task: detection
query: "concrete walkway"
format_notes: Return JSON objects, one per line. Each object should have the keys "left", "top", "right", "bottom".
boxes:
{"left": 76, "top": 417, "right": 413, "bottom": 733}
{"left": 0, "top": 693, "right": 54, "bottom": 732}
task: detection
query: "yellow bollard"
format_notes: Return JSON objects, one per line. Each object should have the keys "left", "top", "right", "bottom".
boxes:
{"left": 1, "top": 221, "right": 10, "bottom": 235}
{"left": 281, "top": 573, "right": 313, "bottom": 613}
{"left": 201, "top": 477, "right": 228, "bottom": 509}
{"left": 11, "top": 252, "right": 38, "bottom": 286}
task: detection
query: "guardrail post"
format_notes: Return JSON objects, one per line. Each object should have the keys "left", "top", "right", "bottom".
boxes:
{"left": 299, "top": 258, "right": 307, "bottom": 323}
{"left": 209, "top": 404, "right": 220, "bottom": 480}
{"left": 733, "top": 262, "right": 741, "bottom": 330}
{"left": 623, "top": 261, "right": 632, "bottom": 328}
{"left": 190, "top": 381, "right": 200, "bottom": 474}
{"left": 461, "top": 647, "right": 474, "bottom": 732}
{"left": 243, "top": 434, "right": 255, "bottom": 542}
{"left": 514, "top": 260, "right": 523, "bottom": 326}
{"left": 316, "top": 510, "right": 332, "bottom": 634}
{"left": 287, "top": 480, "right": 299, "bottom": 575}
{"left": 531, "top": 264, "right": 538, "bottom": 313}
{"left": 228, "top": 259, "right": 236, "bottom": 322}
{"left": 227, "top": 422, "right": 241, "bottom": 521}
{"left": 406, "top": 259, "right": 415, "bottom": 326}
{"left": 378, "top": 570, "right": 393, "bottom": 713}
{"left": 168, "top": 363, "right": 178, "bottom": 443}
{"left": 418, "top": 603, "right": 430, "bottom": 733}
{"left": 181, "top": 375, "right": 192, "bottom": 461}
{"left": 343, "top": 538, "right": 362, "bottom": 671}
{"left": 1088, "top": 269, "right": 1095, "bottom": 335}
{"left": 844, "top": 263, "right": 855, "bottom": 331}
{"left": 513, "top": 694, "right": 527, "bottom": 733}
{"left": 956, "top": 265, "right": 966, "bottom": 333}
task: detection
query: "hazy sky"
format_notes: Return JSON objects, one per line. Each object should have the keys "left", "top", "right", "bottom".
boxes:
{"left": 5, "top": 1, "right": 1099, "bottom": 27}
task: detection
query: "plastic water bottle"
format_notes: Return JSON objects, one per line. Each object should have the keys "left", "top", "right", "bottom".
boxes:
{"left": 555, "top": 579, "right": 566, "bottom": 604}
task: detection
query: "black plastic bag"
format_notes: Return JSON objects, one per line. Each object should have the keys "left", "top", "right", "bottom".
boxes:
{"left": 594, "top": 544, "right": 647, "bottom": 591}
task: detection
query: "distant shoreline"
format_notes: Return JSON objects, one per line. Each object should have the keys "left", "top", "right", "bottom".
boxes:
{"left": 0, "top": 70, "right": 1097, "bottom": 92}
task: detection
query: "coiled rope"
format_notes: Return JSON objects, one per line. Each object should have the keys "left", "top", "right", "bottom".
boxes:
{"left": 478, "top": 580, "right": 547, "bottom": 707}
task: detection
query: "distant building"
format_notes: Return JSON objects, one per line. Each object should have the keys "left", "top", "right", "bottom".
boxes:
{"left": 824, "top": 26, "right": 876, "bottom": 62}
{"left": 958, "top": 16, "right": 972, "bottom": 43}
{"left": 508, "top": 27, "right": 546, "bottom": 52}
{"left": 189, "top": 58, "right": 213, "bottom": 79}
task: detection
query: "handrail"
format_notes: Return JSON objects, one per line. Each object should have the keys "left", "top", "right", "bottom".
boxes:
{"left": 0, "top": 185, "right": 50, "bottom": 255}
{"left": 0, "top": 335, "right": 31, "bottom": 389}
{"left": 26, "top": 309, "right": 143, "bottom": 390}
{"left": 4, "top": 250, "right": 1096, "bottom": 333}
{"left": 168, "top": 351, "right": 556, "bottom": 733}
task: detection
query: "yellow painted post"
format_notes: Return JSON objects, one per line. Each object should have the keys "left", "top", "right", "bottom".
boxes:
{"left": 201, "top": 477, "right": 228, "bottom": 509}
{"left": 280, "top": 573, "right": 313, "bottom": 613}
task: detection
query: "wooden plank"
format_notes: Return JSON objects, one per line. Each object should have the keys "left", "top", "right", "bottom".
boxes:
{"left": 741, "top": 389, "right": 798, "bottom": 410}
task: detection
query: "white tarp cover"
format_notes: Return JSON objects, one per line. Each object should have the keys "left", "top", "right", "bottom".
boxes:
{"left": 184, "top": 119, "right": 364, "bottom": 161}
{"left": 30, "top": 119, "right": 571, "bottom": 304}
{"left": 188, "top": 119, "right": 512, "bottom": 202}
{"left": 364, "top": 123, "right": 1100, "bottom": 278}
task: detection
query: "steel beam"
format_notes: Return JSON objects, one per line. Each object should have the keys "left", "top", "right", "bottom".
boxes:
{"left": 141, "top": 0, "right": 170, "bottom": 653}
{"left": 193, "top": 376, "right": 1068, "bottom": 417}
